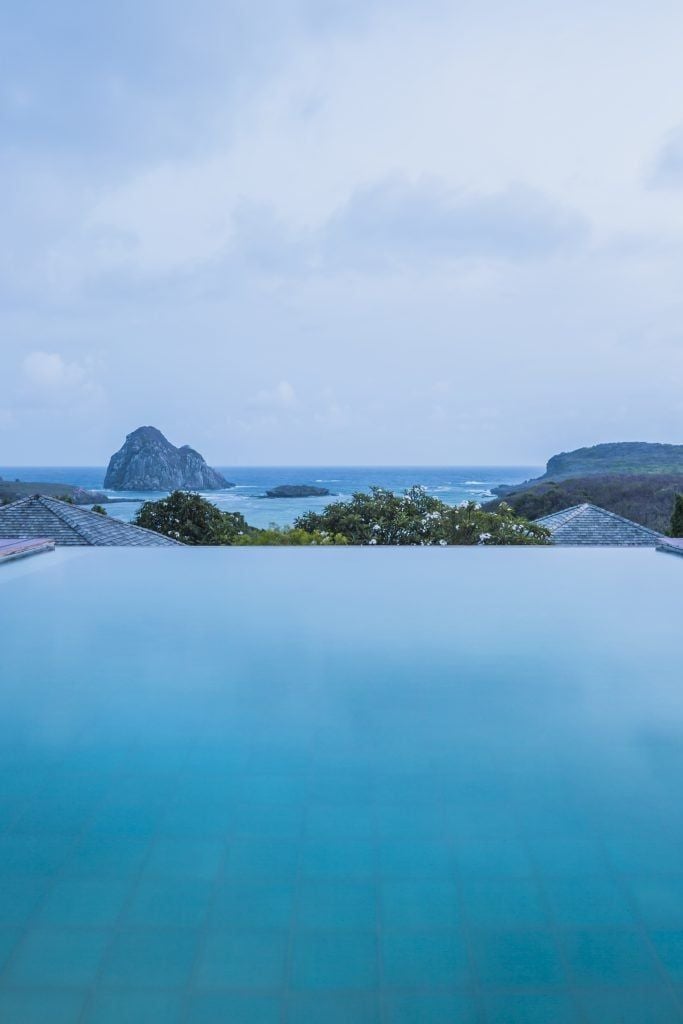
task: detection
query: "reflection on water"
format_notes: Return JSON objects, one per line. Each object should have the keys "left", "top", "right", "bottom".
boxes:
{"left": 0, "top": 547, "right": 682, "bottom": 1022}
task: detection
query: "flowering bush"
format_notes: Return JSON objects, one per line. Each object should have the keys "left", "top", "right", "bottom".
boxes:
{"left": 295, "top": 487, "right": 550, "bottom": 546}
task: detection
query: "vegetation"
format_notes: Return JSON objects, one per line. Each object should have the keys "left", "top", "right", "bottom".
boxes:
{"left": 295, "top": 487, "right": 550, "bottom": 545}
{"left": 134, "top": 490, "right": 249, "bottom": 545}
{"left": 486, "top": 474, "right": 683, "bottom": 533}
{"left": 671, "top": 494, "right": 683, "bottom": 538}
{"left": 91, "top": 505, "right": 108, "bottom": 516}
{"left": 0, "top": 481, "right": 108, "bottom": 505}
{"left": 235, "top": 526, "right": 347, "bottom": 545}
{"left": 496, "top": 442, "right": 683, "bottom": 495}
{"left": 134, "top": 488, "right": 549, "bottom": 546}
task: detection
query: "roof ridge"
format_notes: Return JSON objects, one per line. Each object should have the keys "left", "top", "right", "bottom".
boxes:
{"left": 36, "top": 494, "right": 92, "bottom": 542}
{"left": 39, "top": 495, "right": 183, "bottom": 545}
{"left": 576, "top": 502, "right": 662, "bottom": 537}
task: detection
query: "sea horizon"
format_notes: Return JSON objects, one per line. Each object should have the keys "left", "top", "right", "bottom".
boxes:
{"left": 0, "top": 464, "right": 541, "bottom": 529}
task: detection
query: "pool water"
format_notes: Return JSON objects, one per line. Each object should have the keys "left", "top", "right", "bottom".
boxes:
{"left": 0, "top": 546, "right": 682, "bottom": 1023}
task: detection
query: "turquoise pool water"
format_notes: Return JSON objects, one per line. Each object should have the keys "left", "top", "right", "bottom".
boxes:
{"left": 0, "top": 547, "right": 682, "bottom": 1023}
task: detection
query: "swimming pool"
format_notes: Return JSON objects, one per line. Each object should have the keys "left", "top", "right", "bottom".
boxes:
{"left": 0, "top": 547, "right": 681, "bottom": 1022}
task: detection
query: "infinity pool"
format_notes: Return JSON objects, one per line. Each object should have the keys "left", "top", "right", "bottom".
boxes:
{"left": 0, "top": 547, "right": 682, "bottom": 1023}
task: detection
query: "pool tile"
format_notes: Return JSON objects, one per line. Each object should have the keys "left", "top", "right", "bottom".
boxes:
{"left": 382, "top": 929, "right": 470, "bottom": 988}
{"left": 606, "top": 839, "right": 683, "bottom": 876}
{"left": 0, "top": 990, "right": 86, "bottom": 1024}
{"left": 385, "top": 990, "right": 480, "bottom": 1023}
{"left": 143, "top": 838, "right": 225, "bottom": 880}
{"left": 0, "top": 927, "right": 21, "bottom": 969}
{"left": 229, "top": 802, "right": 304, "bottom": 838}
{"left": 473, "top": 929, "right": 565, "bottom": 986}
{"left": 528, "top": 838, "right": 608, "bottom": 877}
{"left": 379, "top": 840, "right": 455, "bottom": 879}
{"left": 306, "top": 803, "right": 376, "bottom": 839}
{"left": 35, "top": 878, "right": 130, "bottom": 927}
{"left": 0, "top": 878, "right": 48, "bottom": 925}
{"left": 462, "top": 878, "right": 547, "bottom": 928}
{"left": 100, "top": 928, "right": 198, "bottom": 987}
{"left": 376, "top": 803, "right": 444, "bottom": 839}
{"left": 544, "top": 877, "right": 635, "bottom": 927}
{"left": 187, "top": 992, "right": 281, "bottom": 1023}
{"left": 6, "top": 927, "right": 110, "bottom": 986}
{"left": 195, "top": 928, "right": 287, "bottom": 989}
{"left": 381, "top": 880, "right": 460, "bottom": 929}
{"left": 84, "top": 989, "right": 185, "bottom": 1024}
{"left": 651, "top": 930, "right": 683, "bottom": 982}
{"left": 0, "top": 835, "right": 74, "bottom": 876}
{"left": 64, "top": 835, "right": 151, "bottom": 878}
{"left": 290, "top": 929, "right": 377, "bottom": 991}
{"left": 124, "top": 877, "right": 213, "bottom": 927}
{"left": 630, "top": 877, "right": 683, "bottom": 928}
{"left": 298, "top": 880, "right": 377, "bottom": 930}
{"left": 212, "top": 880, "right": 295, "bottom": 928}
{"left": 300, "top": 840, "right": 376, "bottom": 880}
{"left": 455, "top": 840, "right": 532, "bottom": 879}
{"left": 483, "top": 989, "right": 580, "bottom": 1023}
{"left": 287, "top": 992, "right": 381, "bottom": 1022}
{"left": 562, "top": 929, "right": 662, "bottom": 986}
{"left": 225, "top": 839, "right": 299, "bottom": 879}
{"left": 575, "top": 986, "right": 683, "bottom": 1023}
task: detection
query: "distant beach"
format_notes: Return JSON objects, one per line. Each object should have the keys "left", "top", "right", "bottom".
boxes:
{"left": 0, "top": 466, "right": 539, "bottom": 529}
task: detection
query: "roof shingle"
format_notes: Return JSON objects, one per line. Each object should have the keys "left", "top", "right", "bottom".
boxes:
{"left": 0, "top": 495, "right": 181, "bottom": 547}
{"left": 536, "top": 503, "right": 662, "bottom": 547}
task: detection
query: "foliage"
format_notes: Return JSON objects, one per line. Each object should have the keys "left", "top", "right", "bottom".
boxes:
{"left": 486, "top": 474, "right": 683, "bottom": 533}
{"left": 670, "top": 494, "right": 683, "bottom": 537}
{"left": 294, "top": 486, "right": 550, "bottom": 546}
{"left": 235, "top": 526, "right": 348, "bottom": 546}
{"left": 134, "top": 491, "right": 249, "bottom": 545}
{"left": 91, "top": 504, "right": 108, "bottom": 516}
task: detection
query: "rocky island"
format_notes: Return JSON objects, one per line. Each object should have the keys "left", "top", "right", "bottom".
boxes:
{"left": 104, "top": 426, "right": 232, "bottom": 491}
{"left": 264, "top": 485, "right": 331, "bottom": 498}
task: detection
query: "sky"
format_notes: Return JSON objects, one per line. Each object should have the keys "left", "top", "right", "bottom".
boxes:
{"left": 1, "top": 0, "right": 683, "bottom": 466}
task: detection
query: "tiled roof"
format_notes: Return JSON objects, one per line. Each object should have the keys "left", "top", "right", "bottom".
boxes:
{"left": 536, "top": 503, "right": 662, "bottom": 547}
{"left": 658, "top": 537, "right": 683, "bottom": 557}
{"left": 0, "top": 495, "right": 181, "bottom": 547}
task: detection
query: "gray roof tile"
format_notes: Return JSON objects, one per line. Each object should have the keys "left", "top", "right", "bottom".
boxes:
{"left": 0, "top": 495, "right": 181, "bottom": 547}
{"left": 536, "top": 503, "right": 662, "bottom": 547}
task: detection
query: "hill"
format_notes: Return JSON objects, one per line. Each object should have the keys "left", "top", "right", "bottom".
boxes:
{"left": 0, "top": 481, "right": 110, "bottom": 506}
{"left": 485, "top": 473, "right": 683, "bottom": 533}
{"left": 495, "top": 442, "right": 683, "bottom": 495}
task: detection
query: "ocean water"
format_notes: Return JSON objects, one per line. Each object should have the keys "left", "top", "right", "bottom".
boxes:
{"left": 0, "top": 466, "right": 539, "bottom": 529}
{"left": 0, "top": 546, "right": 682, "bottom": 1022}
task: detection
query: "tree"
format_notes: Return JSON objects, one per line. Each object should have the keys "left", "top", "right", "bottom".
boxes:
{"left": 295, "top": 487, "right": 550, "bottom": 546}
{"left": 670, "top": 494, "right": 683, "bottom": 537}
{"left": 91, "top": 504, "right": 108, "bottom": 516}
{"left": 134, "top": 491, "right": 249, "bottom": 545}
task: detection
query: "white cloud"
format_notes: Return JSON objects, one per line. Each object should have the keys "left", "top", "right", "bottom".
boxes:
{"left": 253, "top": 380, "right": 298, "bottom": 409}
{"left": 21, "top": 351, "right": 104, "bottom": 409}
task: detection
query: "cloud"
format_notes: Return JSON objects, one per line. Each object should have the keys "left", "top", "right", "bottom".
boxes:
{"left": 649, "top": 125, "right": 683, "bottom": 188}
{"left": 253, "top": 380, "right": 298, "bottom": 409}
{"left": 20, "top": 351, "right": 104, "bottom": 409}
{"left": 320, "top": 178, "right": 588, "bottom": 269}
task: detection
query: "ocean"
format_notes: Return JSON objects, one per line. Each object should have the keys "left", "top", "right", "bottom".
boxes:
{"left": 0, "top": 466, "right": 540, "bottom": 529}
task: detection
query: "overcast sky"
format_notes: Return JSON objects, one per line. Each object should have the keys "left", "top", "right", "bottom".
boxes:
{"left": 2, "top": 0, "right": 683, "bottom": 465}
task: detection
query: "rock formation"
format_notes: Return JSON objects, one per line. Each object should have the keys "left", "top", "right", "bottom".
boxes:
{"left": 264, "top": 485, "right": 331, "bottom": 498}
{"left": 104, "top": 426, "right": 232, "bottom": 491}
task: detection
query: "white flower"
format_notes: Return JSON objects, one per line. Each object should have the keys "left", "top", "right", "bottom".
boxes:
{"left": 439, "top": 539, "right": 447, "bottom": 546}
{"left": 368, "top": 538, "right": 378, "bottom": 545}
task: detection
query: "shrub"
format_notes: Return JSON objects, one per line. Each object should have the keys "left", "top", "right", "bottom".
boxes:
{"left": 295, "top": 487, "right": 550, "bottom": 546}
{"left": 670, "top": 494, "right": 683, "bottom": 537}
{"left": 134, "top": 491, "right": 249, "bottom": 545}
